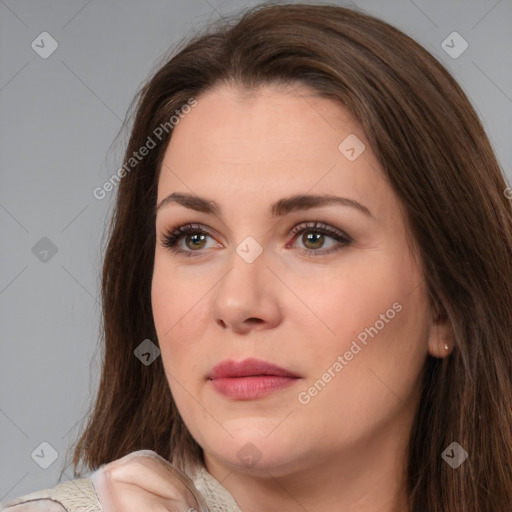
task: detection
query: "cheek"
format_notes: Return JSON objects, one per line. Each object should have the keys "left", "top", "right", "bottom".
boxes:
{"left": 151, "top": 259, "right": 209, "bottom": 374}
{"left": 286, "top": 249, "right": 418, "bottom": 349}
{"left": 290, "top": 247, "right": 428, "bottom": 396}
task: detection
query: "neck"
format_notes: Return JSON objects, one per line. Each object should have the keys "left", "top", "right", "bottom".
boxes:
{"left": 204, "top": 417, "right": 412, "bottom": 512}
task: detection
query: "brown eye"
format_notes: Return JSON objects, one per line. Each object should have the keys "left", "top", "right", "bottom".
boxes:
{"left": 289, "top": 221, "right": 352, "bottom": 257}
{"left": 185, "top": 233, "right": 207, "bottom": 250}
{"left": 160, "top": 223, "right": 218, "bottom": 258}
{"left": 302, "top": 232, "right": 325, "bottom": 249}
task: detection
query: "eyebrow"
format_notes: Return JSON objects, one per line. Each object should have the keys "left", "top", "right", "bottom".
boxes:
{"left": 156, "top": 192, "right": 373, "bottom": 218}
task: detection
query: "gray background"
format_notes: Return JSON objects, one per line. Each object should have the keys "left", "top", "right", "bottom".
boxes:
{"left": 1, "top": 0, "right": 511, "bottom": 502}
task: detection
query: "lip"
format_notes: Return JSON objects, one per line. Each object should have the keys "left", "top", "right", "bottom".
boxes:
{"left": 208, "top": 358, "right": 300, "bottom": 400}
{"left": 209, "top": 357, "right": 299, "bottom": 379}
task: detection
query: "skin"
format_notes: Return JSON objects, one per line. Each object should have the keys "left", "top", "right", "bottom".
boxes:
{"left": 151, "top": 83, "right": 453, "bottom": 512}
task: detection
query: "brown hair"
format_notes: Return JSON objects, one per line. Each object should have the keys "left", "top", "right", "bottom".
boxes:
{"left": 70, "top": 2, "right": 512, "bottom": 510}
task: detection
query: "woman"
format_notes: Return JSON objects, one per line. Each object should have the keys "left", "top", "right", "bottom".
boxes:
{"left": 4, "top": 2, "right": 512, "bottom": 511}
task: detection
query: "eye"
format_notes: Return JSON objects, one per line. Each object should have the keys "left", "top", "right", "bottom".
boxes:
{"left": 160, "top": 223, "right": 220, "bottom": 258}
{"left": 159, "top": 221, "right": 352, "bottom": 258}
{"left": 287, "top": 221, "right": 352, "bottom": 256}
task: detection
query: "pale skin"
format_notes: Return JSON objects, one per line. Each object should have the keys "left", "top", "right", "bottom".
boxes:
{"left": 148, "top": 83, "right": 454, "bottom": 512}
{"left": 8, "top": 85, "right": 454, "bottom": 512}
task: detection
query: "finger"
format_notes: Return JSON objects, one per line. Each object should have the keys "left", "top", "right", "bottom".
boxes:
{"left": 94, "top": 479, "right": 197, "bottom": 512}
{"left": 89, "top": 451, "right": 208, "bottom": 512}
{"left": 109, "top": 453, "right": 196, "bottom": 499}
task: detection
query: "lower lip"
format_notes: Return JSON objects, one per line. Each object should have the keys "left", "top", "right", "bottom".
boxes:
{"left": 210, "top": 376, "right": 299, "bottom": 400}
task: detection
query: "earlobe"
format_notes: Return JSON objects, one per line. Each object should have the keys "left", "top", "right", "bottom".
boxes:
{"left": 428, "top": 337, "right": 452, "bottom": 358}
{"left": 426, "top": 306, "right": 454, "bottom": 359}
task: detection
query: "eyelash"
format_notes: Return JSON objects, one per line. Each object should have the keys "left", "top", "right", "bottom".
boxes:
{"left": 159, "top": 221, "right": 352, "bottom": 258}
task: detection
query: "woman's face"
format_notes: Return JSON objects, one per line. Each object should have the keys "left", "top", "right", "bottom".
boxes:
{"left": 152, "top": 83, "right": 440, "bottom": 477}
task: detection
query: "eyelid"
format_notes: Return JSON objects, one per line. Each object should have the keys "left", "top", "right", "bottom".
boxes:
{"left": 289, "top": 221, "right": 352, "bottom": 243}
{"left": 286, "top": 221, "right": 352, "bottom": 256}
{"left": 159, "top": 220, "right": 352, "bottom": 257}
{"left": 159, "top": 223, "right": 220, "bottom": 257}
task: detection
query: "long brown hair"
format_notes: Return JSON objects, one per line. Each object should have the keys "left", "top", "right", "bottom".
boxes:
{"left": 70, "top": 3, "right": 512, "bottom": 510}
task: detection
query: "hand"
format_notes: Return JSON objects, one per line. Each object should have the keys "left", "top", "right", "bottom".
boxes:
{"left": 89, "top": 450, "right": 209, "bottom": 512}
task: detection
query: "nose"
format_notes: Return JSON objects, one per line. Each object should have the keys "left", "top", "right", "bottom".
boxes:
{"left": 210, "top": 246, "right": 283, "bottom": 334}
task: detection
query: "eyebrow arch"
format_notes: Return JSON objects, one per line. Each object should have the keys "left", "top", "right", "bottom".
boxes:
{"left": 156, "top": 192, "right": 373, "bottom": 218}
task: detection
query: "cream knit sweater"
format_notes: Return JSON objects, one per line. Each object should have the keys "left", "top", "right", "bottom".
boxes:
{"left": 1, "top": 450, "right": 242, "bottom": 512}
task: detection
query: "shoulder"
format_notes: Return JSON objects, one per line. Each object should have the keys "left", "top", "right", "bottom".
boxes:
{"left": 1, "top": 478, "right": 102, "bottom": 512}
{"left": 190, "top": 465, "right": 242, "bottom": 512}
{"left": 1, "top": 450, "right": 243, "bottom": 512}
{"left": 1, "top": 500, "right": 67, "bottom": 512}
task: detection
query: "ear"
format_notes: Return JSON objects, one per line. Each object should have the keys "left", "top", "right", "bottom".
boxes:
{"left": 427, "top": 303, "right": 454, "bottom": 358}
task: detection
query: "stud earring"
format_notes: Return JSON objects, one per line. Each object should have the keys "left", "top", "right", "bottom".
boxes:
{"left": 444, "top": 343, "right": 449, "bottom": 351}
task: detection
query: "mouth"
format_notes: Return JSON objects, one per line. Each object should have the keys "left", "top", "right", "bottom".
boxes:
{"left": 208, "top": 357, "right": 301, "bottom": 400}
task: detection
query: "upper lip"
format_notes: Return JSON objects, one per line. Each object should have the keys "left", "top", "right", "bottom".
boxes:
{"left": 208, "top": 357, "right": 300, "bottom": 379}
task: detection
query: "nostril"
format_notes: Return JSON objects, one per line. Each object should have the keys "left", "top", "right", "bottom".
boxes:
{"left": 216, "top": 319, "right": 228, "bottom": 328}
{"left": 246, "top": 318, "right": 264, "bottom": 324}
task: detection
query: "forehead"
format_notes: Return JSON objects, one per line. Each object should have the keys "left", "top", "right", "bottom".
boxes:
{"left": 157, "top": 83, "right": 395, "bottom": 223}
{"left": 164, "top": 83, "right": 357, "bottom": 164}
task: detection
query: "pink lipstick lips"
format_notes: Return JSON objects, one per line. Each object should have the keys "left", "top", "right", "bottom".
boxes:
{"left": 208, "top": 357, "right": 300, "bottom": 400}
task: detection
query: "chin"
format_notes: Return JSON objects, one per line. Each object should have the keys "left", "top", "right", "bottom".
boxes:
{"left": 202, "top": 422, "right": 306, "bottom": 474}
